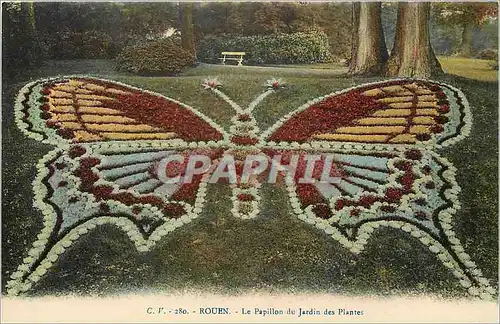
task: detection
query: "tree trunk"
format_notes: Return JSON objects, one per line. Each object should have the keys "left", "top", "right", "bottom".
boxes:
{"left": 21, "top": 2, "right": 41, "bottom": 65}
{"left": 348, "top": 2, "right": 388, "bottom": 75}
{"left": 179, "top": 2, "right": 196, "bottom": 58}
{"left": 456, "top": 21, "right": 474, "bottom": 57}
{"left": 384, "top": 2, "right": 443, "bottom": 77}
{"left": 348, "top": 3, "right": 360, "bottom": 70}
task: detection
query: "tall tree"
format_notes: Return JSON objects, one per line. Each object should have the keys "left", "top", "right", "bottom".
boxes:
{"left": 179, "top": 2, "right": 196, "bottom": 56}
{"left": 384, "top": 2, "right": 443, "bottom": 77}
{"left": 433, "top": 2, "right": 498, "bottom": 57}
{"left": 3, "top": 2, "right": 42, "bottom": 69}
{"left": 348, "top": 2, "right": 388, "bottom": 75}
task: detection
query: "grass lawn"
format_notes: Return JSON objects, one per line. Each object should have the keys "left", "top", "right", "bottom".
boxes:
{"left": 438, "top": 56, "right": 498, "bottom": 82}
{"left": 2, "top": 60, "right": 497, "bottom": 298}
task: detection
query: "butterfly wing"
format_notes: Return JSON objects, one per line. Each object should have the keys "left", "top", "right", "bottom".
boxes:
{"left": 261, "top": 79, "right": 470, "bottom": 148}
{"left": 261, "top": 79, "right": 492, "bottom": 298}
{"left": 15, "top": 76, "right": 228, "bottom": 145}
{"left": 8, "top": 76, "right": 230, "bottom": 295}
{"left": 271, "top": 147, "right": 493, "bottom": 297}
{"left": 7, "top": 143, "right": 224, "bottom": 295}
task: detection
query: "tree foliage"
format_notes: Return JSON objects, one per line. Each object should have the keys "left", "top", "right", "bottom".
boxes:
{"left": 433, "top": 2, "right": 498, "bottom": 57}
{"left": 433, "top": 2, "right": 498, "bottom": 27}
{"left": 196, "top": 2, "right": 352, "bottom": 59}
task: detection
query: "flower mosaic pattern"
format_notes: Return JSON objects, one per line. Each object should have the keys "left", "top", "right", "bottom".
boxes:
{"left": 7, "top": 75, "right": 494, "bottom": 299}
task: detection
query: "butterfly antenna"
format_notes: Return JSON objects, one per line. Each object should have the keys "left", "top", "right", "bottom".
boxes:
{"left": 202, "top": 78, "right": 244, "bottom": 114}
{"left": 245, "top": 89, "right": 275, "bottom": 114}
{"left": 245, "top": 78, "right": 286, "bottom": 114}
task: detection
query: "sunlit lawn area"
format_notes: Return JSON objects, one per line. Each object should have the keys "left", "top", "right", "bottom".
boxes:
{"left": 438, "top": 56, "right": 498, "bottom": 82}
{"left": 2, "top": 60, "right": 497, "bottom": 297}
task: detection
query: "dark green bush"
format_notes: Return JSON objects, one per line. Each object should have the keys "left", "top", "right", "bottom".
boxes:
{"left": 197, "top": 31, "right": 332, "bottom": 65}
{"left": 476, "top": 48, "right": 498, "bottom": 60}
{"left": 42, "top": 30, "right": 115, "bottom": 59}
{"left": 115, "top": 39, "right": 195, "bottom": 75}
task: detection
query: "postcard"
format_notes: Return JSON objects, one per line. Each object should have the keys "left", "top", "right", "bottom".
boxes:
{"left": 2, "top": 1, "right": 498, "bottom": 323}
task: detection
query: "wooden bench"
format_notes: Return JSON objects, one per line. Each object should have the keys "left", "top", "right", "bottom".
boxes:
{"left": 218, "top": 51, "right": 245, "bottom": 66}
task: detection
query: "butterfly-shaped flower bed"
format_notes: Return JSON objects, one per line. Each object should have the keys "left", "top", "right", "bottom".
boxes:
{"left": 8, "top": 75, "right": 495, "bottom": 300}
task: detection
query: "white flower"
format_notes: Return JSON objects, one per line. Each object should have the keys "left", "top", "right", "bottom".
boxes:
{"left": 264, "top": 78, "right": 285, "bottom": 90}
{"left": 429, "top": 245, "right": 440, "bottom": 254}
{"left": 419, "top": 236, "right": 431, "bottom": 245}
{"left": 442, "top": 261, "right": 454, "bottom": 269}
{"left": 459, "top": 279, "right": 472, "bottom": 288}
{"left": 202, "top": 78, "right": 222, "bottom": 90}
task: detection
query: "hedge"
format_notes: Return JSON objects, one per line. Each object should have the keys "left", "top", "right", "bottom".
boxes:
{"left": 197, "top": 31, "right": 332, "bottom": 65}
{"left": 42, "top": 30, "right": 117, "bottom": 59}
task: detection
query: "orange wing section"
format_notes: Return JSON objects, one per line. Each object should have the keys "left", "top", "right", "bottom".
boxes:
{"left": 26, "top": 77, "right": 225, "bottom": 143}
{"left": 313, "top": 82, "right": 446, "bottom": 144}
{"left": 267, "top": 80, "right": 454, "bottom": 145}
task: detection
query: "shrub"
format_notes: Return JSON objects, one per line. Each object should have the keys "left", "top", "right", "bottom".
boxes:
{"left": 476, "top": 48, "right": 498, "bottom": 60}
{"left": 197, "top": 31, "right": 332, "bottom": 65}
{"left": 115, "top": 39, "right": 195, "bottom": 75}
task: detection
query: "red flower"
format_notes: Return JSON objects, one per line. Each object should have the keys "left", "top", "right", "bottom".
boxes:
{"left": 425, "top": 182, "right": 435, "bottom": 189}
{"left": 436, "top": 91, "right": 447, "bottom": 100}
{"left": 398, "top": 172, "right": 415, "bottom": 192}
{"left": 100, "top": 203, "right": 110, "bottom": 213}
{"left": 296, "top": 184, "right": 326, "bottom": 207}
{"left": 394, "top": 161, "right": 411, "bottom": 171}
{"left": 404, "top": 149, "right": 422, "bottom": 161}
{"left": 163, "top": 203, "right": 186, "bottom": 218}
{"left": 431, "top": 124, "right": 444, "bottom": 134}
{"left": 438, "top": 104, "right": 450, "bottom": 114}
{"left": 429, "top": 85, "right": 442, "bottom": 92}
{"left": 91, "top": 185, "right": 114, "bottom": 200}
{"left": 237, "top": 114, "right": 251, "bottom": 122}
{"left": 102, "top": 91, "right": 224, "bottom": 142}
{"left": 434, "top": 115, "right": 449, "bottom": 124}
{"left": 57, "top": 128, "right": 75, "bottom": 139}
{"left": 385, "top": 188, "right": 403, "bottom": 202}
{"left": 312, "top": 204, "right": 332, "bottom": 219}
{"left": 170, "top": 175, "right": 202, "bottom": 203}
{"left": 40, "top": 111, "right": 51, "bottom": 120}
{"left": 45, "top": 120, "right": 60, "bottom": 128}
{"left": 237, "top": 193, "right": 254, "bottom": 201}
{"left": 359, "top": 195, "right": 377, "bottom": 208}
{"left": 416, "top": 133, "right": 431, "bottom": 141}
{"left": 268, "top": 91, "right": 385, "bottom": 143}
{"left": 231, "top": 136, "right": 258, "bottom": 145}
{"left": 69, "top": 146, "right": 87, "bottom": 158}
{"left": 350, "top": 209, "right": 360, "bottom": 217}
{"left": 335, "top": 199, "right": 345, "bottom": 210}
{"left": 380, "top": 205, "right": 396, "bottom": 213}
{"left": 80, "top": 157, "right": 101, "bottom": 168}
